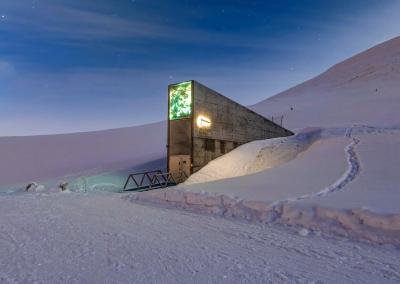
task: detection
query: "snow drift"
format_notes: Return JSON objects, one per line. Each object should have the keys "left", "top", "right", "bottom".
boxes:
{"left": 131, "top": 188, "right": 400, "bottom": 245}
{"left": 184, "top": 127, "right": 322, "bottom": 185}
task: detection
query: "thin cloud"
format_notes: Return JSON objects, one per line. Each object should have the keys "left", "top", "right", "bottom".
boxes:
{"left": 0, "top": 0, "right": 260, "bottom": 49}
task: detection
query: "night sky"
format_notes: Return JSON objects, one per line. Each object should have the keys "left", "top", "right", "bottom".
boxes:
{"left": 1, "top": 0, "right": 399, "bottom": 136}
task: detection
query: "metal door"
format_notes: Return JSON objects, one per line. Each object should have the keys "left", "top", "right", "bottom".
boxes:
{"left": 169, "top": 155, "right": 191, "bottom": 182}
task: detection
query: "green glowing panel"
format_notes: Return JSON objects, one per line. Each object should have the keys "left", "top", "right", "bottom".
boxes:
{"left": 169, "top": 81, "right": 192, "bottom": 120}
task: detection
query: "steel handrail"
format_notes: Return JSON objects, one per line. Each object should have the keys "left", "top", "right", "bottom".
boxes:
{"left": 123, "top": 170, "right": 188, "bottom": 192}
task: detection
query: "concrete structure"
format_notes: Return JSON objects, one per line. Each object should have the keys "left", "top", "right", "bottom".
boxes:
{"left": 167, "top": 80, "right": 293, "bottom": 181}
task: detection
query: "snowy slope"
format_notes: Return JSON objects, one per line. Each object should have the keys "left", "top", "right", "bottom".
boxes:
{"left": 251, "top": 36, "right": 400, "bottom": 129}
{"left": 1, "top": 192, "right": 400, "bottom": 283}
{"left": 138, "top": 126, "right": 400, "bottom": 244}
{"left": 184, "top": 127, "right": 322, "bottom": 185}
{"left": 181, "top": 126, "right": 400, "bottom": 210}
{"left": 0, "top": 122, "right": 166, "bottom": 187}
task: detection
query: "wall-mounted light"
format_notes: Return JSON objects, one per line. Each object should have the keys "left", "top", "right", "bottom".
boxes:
{"left": 197, "top": 115, "right": 211, "bottom": 128}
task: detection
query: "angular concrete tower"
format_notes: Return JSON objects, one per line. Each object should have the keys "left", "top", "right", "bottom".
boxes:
{"left": 167, "top": 80, "right": 293, "bottom": 181}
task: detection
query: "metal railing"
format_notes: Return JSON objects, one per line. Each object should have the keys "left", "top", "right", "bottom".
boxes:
{"left": 123, "top": 170, "right": 188, "bottom": 192}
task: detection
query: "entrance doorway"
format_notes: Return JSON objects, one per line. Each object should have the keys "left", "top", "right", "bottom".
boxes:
{"left": 169, "top": 155, "right": 191, "bottom": 182}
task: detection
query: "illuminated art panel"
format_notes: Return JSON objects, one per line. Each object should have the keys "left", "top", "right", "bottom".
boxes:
{"left": 169, "top": 81, "right": 192, "bottom": 120}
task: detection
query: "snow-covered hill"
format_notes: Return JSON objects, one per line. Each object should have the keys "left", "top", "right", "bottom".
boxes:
{"left": 252, "top": 36, "right": 400, "bottom": 129}
{"left": 0, "top": 122, "right": 166, "bottom": 187}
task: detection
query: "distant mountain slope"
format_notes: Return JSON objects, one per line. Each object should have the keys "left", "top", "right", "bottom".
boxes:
{"left": 0, "top": 122, "right": 166, "bottom": 186}
{"left": 251, "top": 37, "right": 400, "bottom": 129}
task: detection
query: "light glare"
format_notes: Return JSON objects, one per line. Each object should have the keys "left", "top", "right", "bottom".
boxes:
{"left": 197, "top": 116, "right": 211, "bottom": 128}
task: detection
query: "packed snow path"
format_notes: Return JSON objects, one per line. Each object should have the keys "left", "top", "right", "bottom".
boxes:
{"left": 287, "top": 127, "right": 362, "bottom": 202}
{"left": 313, "top": 137, "right": 360, "bottom": 197}
{"left": 1, "top": 192, "right": 400, "bottom": 283}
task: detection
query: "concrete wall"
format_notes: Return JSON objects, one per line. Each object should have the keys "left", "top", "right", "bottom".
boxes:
{"left": 168, "top": 119, "right": 191, "bottom": 156}
{"left": 192, "top": 81, "right": 293, "bottom": 172}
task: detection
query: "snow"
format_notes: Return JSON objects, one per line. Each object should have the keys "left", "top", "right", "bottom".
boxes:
{"left": 182, "top": 129, "right": 347, "bottom": 202}
{"left": 251, "top": 37, "right": 400, "bottom": 130}
{"left": 184, "top": 127, "right": 322, "bottom": 185}
{"left": 0, "top": 121, "right": 166, "bottom": 187}
{"left": 298, "top": 228, "right": 310, "bottom": 237}
{"left": 137, "top": 126, "right": 400, "bottom": 244}
{"left": 1, "top": 192, "right": 400, "bottom": 283}
{"left": 315, "top": 132, "right": 400, "bottom": 214}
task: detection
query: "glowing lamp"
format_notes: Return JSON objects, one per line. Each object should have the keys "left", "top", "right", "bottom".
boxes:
{"left": 197, "top": 116, "right": 211, "bottom": 128}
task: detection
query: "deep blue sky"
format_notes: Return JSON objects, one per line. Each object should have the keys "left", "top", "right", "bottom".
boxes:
{"left": 0, "top": 0, "right": 399, "bottom": 135}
